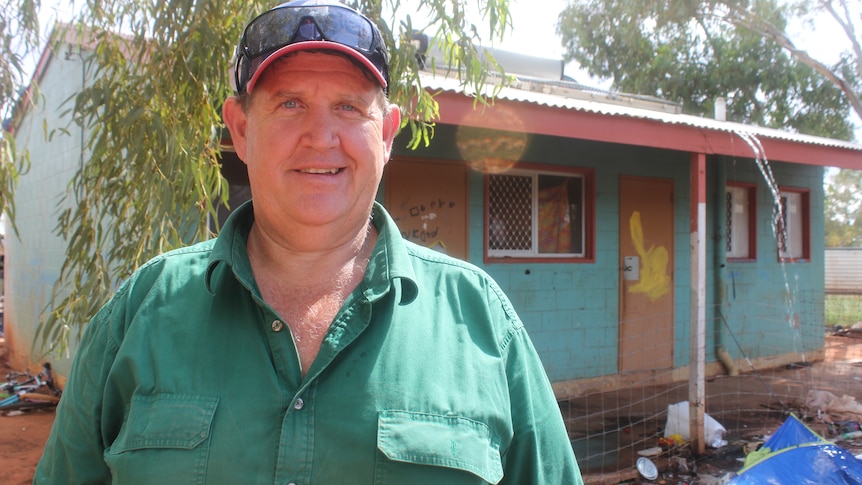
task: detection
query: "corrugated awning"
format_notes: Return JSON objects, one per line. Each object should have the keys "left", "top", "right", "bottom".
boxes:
{"left": 422, "top": 72, "right": 862, "bottom": 169}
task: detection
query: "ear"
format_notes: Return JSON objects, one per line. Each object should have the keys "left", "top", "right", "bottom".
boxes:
{"left": 381, "top": 104, "right": 401, "bottom": 165}
{"left": 223, "top": 96, "right": 249, "bottom": 162}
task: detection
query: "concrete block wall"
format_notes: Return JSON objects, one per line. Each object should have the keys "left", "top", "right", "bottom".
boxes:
{"left": 467, "top": 137, "right": 694, "bottom": 382}
{"left": 5, "top": 49, "right": 87, "bottom": 373}
{"left": 719, "top": 161, "right": 826, "bottom": 360}
{"left": 396, "top": 126, "right": 827, "bottom": 384}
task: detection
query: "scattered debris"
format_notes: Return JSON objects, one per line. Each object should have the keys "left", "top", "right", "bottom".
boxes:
{"left": 831, "top": 322, "right": 862, "bottom": 338}
{"left": 668, "top": 455, "right": 689, "bottom": 474}
{"left": 696, "top": 474, "right": 729, "bottom": 485}
{"left": 636, "top": 457, "right": 658, "bottom": 480}
{"left": 805, "top": 390, "right": 862, "bottom": 422}
{"left": 637, "top": 446, "right": 663, "bottom": 457}
{"left": 664, "top": 401, "right": 728, "bottom": 448}
{"left": 828, "top": 420, "right": 861, "bottom": 436}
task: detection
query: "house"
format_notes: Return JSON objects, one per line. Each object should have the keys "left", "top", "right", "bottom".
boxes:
{"left": 6, "top": 24, "right": 862, "bottom": 404}
{"left": 380, "top": 80, "right": 862, "bottom": 399}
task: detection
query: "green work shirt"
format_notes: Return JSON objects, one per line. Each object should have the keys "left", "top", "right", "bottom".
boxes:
{"left": 35, "top": 202, "right": 582, "bottom": 485}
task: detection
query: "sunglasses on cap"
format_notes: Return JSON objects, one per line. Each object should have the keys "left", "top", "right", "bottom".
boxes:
{"left": 233, "top": 1, "right": 390, "bottom": 95}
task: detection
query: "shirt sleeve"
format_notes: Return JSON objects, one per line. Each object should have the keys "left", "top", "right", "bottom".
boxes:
{"left": 500, "top": 325, "right": 584, "bottom": 485}
{"left": 34, "top": 299, "right": 120, "bottom": 484}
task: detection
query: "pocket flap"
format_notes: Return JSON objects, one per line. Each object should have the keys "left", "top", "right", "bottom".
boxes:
{"left": 377, "top": 410, "right": 503, "bottom": 483}
{"left": 111, "top": 393, "right": 219, "bottom": 453}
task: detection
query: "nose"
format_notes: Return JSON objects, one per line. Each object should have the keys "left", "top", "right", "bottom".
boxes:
{"left": 300, "top": 107, "right": 339, "bottom": 150}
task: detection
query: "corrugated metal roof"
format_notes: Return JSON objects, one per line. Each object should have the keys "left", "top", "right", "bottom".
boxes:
{"left": 420, "top": 72, "right": 862, "bottom": 153}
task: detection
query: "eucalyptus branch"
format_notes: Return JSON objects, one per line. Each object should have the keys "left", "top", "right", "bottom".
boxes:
{"left": 821, "top": 0, "right": 861, "bottom": 79}
{"left": 725, "top": 7, "right": 862, "bottom": 122}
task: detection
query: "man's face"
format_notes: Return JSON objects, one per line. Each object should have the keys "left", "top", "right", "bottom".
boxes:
{"left": 224, "top": 51, "right": 400, "bottom": 236}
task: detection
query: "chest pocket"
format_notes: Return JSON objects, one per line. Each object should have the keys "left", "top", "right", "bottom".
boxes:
{"left": 105, "top": 393, "right": 219, "bottom": 485}
{"left": 375, "top": 410, "right": 504, "bottom": 484}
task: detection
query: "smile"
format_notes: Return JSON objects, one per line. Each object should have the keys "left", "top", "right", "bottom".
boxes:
{"left": 300, "top": 168, "right": 342, "bottom": 174}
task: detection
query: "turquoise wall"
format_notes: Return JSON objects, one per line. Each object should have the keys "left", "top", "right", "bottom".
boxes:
{"left": 392, "top": 125, "right": 825, "bottom": 383}
{"left": 6, "top": 51, "right": 88, "bottom": 374}
{"left": 711, "top": 158, "right": 825, "bottom": 363}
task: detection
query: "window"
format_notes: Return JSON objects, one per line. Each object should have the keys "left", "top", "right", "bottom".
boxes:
{"left": 776, "top": 188, "right": 810, "bottom": 261}
{"left": 486, "top": 167, "right": 593, "bottom": 261}
{"left": 725, "top": 183, "right": 756, "bottom": 260}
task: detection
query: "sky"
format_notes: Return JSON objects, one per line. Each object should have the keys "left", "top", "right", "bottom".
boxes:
{"left": 462, "top": 0, "right": 860, "bottom": 138}
{"left": 28, "top": 0, "right": 862, "bottom": 138}
{"left": 35, "top": 0, "right": 854, "bottom": 81}
{"left": 451, "top": 0, "right": 852, "bottom": 83}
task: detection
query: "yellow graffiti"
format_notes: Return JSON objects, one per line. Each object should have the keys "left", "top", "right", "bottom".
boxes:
{"left": 628, "top": 211, "right": 670, "bottom": 302}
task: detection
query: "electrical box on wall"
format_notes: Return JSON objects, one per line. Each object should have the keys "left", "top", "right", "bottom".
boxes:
{"left": 623, "top": 256, "right": 639, "bottom": 281}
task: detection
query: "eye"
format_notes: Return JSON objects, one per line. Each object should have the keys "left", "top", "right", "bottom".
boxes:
{"left": 281, "top": 99, "right": 299, "bottom": 109}
{"left": 338, "top": 103, "right": 357, "bottom": 112}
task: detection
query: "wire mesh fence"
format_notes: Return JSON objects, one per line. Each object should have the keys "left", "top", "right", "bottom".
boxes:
{"left": 560, "top": 293, "right": 862, "bottom": 484}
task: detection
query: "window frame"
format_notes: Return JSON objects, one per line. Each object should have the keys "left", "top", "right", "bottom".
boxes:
{"left": 484, "top": 163, "right": 595, "bottom": 264}
{"left": 725, "top": 182, "right": 757, "bottom": 262}
{"left": 775, "top": 186, "right": 811, "bottom": 262}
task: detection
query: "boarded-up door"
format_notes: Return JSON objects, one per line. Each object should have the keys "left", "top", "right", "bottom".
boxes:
{"left": 384, "top": 158, "right": 468, "bottom": 260}
{"left": 619, "top": 176, "right": 674, "bottom": 372}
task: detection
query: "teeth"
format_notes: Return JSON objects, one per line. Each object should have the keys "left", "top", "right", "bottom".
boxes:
{"left": 302, "top": 168, "right": 340, "bottom": 174}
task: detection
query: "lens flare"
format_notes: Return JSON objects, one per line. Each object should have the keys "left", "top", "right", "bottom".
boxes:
{"left": 455, "top": 104, "right": 529, "bottom": 174}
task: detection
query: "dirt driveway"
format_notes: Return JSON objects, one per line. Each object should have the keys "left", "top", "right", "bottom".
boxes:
{"left": 564, "top": 332, "right": 862, "bottom": 484}
{"left": 3, "top": 334, "right": 862, "bottom": 484}
{"left": 0, "top": 336, "right": 55, "bottom": 485}
{"left": 0, "top": 409, "right": 54, "bottom": 485}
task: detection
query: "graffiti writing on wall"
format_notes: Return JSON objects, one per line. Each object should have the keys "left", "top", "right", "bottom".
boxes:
{"left": 395, "top": 198, "right": 458, "bottom": 251}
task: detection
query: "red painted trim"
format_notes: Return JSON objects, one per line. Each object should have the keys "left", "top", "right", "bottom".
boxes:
{"left": 690, "top": 153, "right": 706, "bottom": 233}
{"left": 485, "top": 257, "right": 596, "bottom": 264}
{"left": 435, "top": 92, "right": 862, "bottom": 169}
{"left": 776, "top": 186, "right": 811, "bottom": 263}
{"left": 726, "top": 182, "right": 758, "bottom": 262}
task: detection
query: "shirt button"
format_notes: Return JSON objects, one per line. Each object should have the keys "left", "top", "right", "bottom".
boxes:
{"left": 293, "top": 398, "right": 304, "bottom": 410}
{"left": 271, "top": 320, "right": 284, "bottom": 332}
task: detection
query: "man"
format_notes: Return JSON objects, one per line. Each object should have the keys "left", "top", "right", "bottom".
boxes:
{"left": 36, "top": 1, "right": 583, "bottom": 483}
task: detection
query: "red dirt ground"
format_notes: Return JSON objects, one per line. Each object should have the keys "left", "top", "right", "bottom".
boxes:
{"left": 2, "top": 334, "right": 861, "bottom": 484}
{"left": 0, "top": 409, "right": 54, "bottom": 485}
{"left": 0, "top": 336, "right": 56, "bottom": 485}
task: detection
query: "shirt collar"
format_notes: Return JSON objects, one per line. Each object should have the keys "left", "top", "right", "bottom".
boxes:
{"left": 366, "top": 202, "right": 418, "bottom": 304}
{"left": 205, "top": 201, "right": 418, "bottom": 304}
{"left": 205, "top": 200, "right": 257, "bottom": 295}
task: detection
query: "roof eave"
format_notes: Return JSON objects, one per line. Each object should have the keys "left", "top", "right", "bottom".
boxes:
{"left": 428, "top": 75, "right": 862, "bottom": 170}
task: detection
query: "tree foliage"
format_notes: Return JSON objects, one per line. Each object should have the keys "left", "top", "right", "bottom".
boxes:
{"left": 557, "top": 0, "right": 860, "bottom": 140}
{"left": 1, "top": 0, "right": 513, "bottom": 354}
{"left": 825, "top": 168, "right": 862, "bottom": 247}
{"left": 0, "top": 0, "right": 40, "bottom": 233}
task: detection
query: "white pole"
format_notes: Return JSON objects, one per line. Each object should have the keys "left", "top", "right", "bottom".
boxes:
{"left": 689, "top": 153, "right": 707, "bottom": 454}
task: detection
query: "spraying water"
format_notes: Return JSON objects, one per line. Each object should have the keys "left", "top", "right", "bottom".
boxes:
{"left": 733, "top": 129, "right": 805, "bottom": 360}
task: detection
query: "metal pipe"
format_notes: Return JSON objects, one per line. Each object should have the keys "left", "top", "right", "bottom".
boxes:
{"left": 714, "top": 157, "right": 738, "bottom": 375}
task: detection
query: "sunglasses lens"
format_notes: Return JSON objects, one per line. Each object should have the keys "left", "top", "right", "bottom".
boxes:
{"left": 244, "top": 6, "right": 374, "bottom": 58}
{"left": 296, "top": 20, "right": 322, "bottom": 41}
{"left": 309, "top": 8, "right": 374, "bottom": 51}
{"left": 235, "top": 3, "right": 388, "bottom": 94}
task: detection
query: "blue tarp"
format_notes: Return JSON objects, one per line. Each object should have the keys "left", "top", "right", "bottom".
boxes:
{"left": 728, "top": 414, "right": 862, "bottom": 485}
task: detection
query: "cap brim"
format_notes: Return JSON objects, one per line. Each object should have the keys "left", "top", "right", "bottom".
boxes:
{"left": 246, "top": 41, "right": 387, "bottom": 93}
